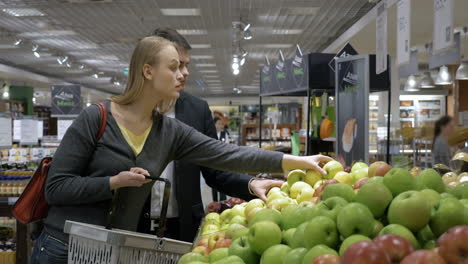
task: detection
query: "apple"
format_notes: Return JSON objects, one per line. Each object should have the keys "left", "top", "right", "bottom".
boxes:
{"left": 192, "top": 246, "right": 210, "bottom": 256}
{"left": 299, "top": 201, "right": 315, "bottom": 207}
{"left": 212, "top": 255, "right": 245, "bottom": 264}
{"left": 353, "top": 177, "right": 370, "bottom": 190}
{"left": 267, "top": 187, "right": 282, "bottom": 197}
{"left": 280, "top": 182, "right": 290, "bottom": 194}
{"left": 355, "top": 181, "right": 393, "bottom": 218}
{"left": 179, "top": 252, "right": 207, "bottom": 264}
{"left": 220, "top": 223, "right": 230, "bottom": 231}
{"left": 423, "top": 240, "right": 436, "bottom": 249}
{"left": 321, "top": 183, "right": 355, "bottom": 202}
{"left": 208, "top": 232, "right": 226, "bottom": 250}
{"left": 246, "top": 207, "right": 263, "bottom": 223}
{"left": 302, "top": 245, "right": 338, "bottom": 264}
{"left": 281, "top": 204, "right": 316, "bottom": 230}
{"left": 197, "top": 236, "right": 209, "bottom": 248}
{"left": 228, "top": 197, "right": 245, "bottom": 205}
{"left": 230, "top": 215, "right": 247, "bottom": 226}
{"left": 230, "top": 205, "right": 245, "bottom": 218}
{"left": 287, "top": 169, "right": 307, "bottom": 186}
{"left": 372, "top": 220, "right": 384, "bottom": 238}
{"left": 205, "top": 213, "right": 221, "bottom": 225}
{"left": 323, "top": 160, "right": 344, "bottom": 179}
{"left": 373, "top": 234, "right": 414, "bottom": 262}
{"left": 352, "top": 162, "right": 369, "bottom": 173}
{"left": 316, "top": 197, "right": 348, "bottom": 221}
{"left": 305, "top": 170, "right": 322, "bottom": 187}
{"left": 415, "top": 169, "right": 445, "bottom": 193}
{"left": 379, "top": 224, "right": 420, "bottom": 249}
{"left": 304, "top": 216, "right": 339, "bottom": 249}
{"left": 334, "top": 171, "right": 353, "bottom": 185}
{"left": 220, "top": 209, "right": 232, "bottom": 223}
{"left": 383, "top": 168, "right": 416, "bottom": 197}
{"left": 209, "top": 248, "right": 229, "bottom": 262}
{"left": 282, "top": 248, "right": 307, "bottom": 264}
{"left": 342, "top": 241, "right": 391, "bottom": 264}
{"left": 388, "top": 191, "right": 432, "bottom": 232}
{"left": 244, "top": 199, "right": 265, "bottom": 216}
{"left": 296, "top": 187, "right": 315, "bottom": 204}
{"left": 416, "top": 225, "right": 435, "bottom": 243}
{"left": 410, "top": 167, "right": 422, "bottom": 177}
{"left": 450, "top": 182, "right": 468, "bottom": 199}
{"left": 429, "top": 197, "right": 465, "bottom": 237}
{"left": 249, "top": 208, "right": 282, "bottom": 227}
{"left": 260, "top": 244, "right": 291, "bottom": 264}
{"left": 339, "top": 234, "right": 372, "bottom": 256}
{"left": 202, "top": 224, "right": 220, "bottom": 236}
{"left": 367, "top": 176, "right": 384, "bottom": 185}
{"left": 290, "top": 181, "right": 312, "bottom": 199}
{"left": 400, "top": 250, "right": 446, "bottom": 264}
{"left": 311, "top": 254, "right": 341, "bottom": 264}
{"left": 267, "top": 191, "right": 289, "bottom": 204}
{"left": 437, "top": 225, "right": 468, "bottom": 264}
{"left": 442, "top": 172, "right": 458, "bottom": 184}
{"left": 228, "top": 236, "right": 259, "bottom": 264}
{"left": 351, "top": 168, "right": 369, "bottom": 184}
{"left": 440, "top": 193, "right": 456, "bottom": 200}
{"left": 420, "top": 189, "right": 441, "bottom": 208}
{"left": 368, "top": 161, "right": 392, "bottom": 177}
{"left": 206, "top": 202, "right": 221, "bottom": 214}
{"left": 290, "top": 222, "right": 308, "bottom": 249}
{"left": 226, "top": 223, "right": 248, "bottom": 239}
{"left": 268, "top": 197, "right": 296, "bottom": 212}
{"left": 220, "top": 200, "right": 233, "bottom": 212}
{"left": 214, "top": 238, "right": 231, "bottom": 249}
{"left": 337, "top": 203, "right": 375, "bottom": 238}
{"left": 248, "top": 221, "right": 282, "bottom": 255}
{"left": 282, "top": 228, "right": 296, "bottom": 246}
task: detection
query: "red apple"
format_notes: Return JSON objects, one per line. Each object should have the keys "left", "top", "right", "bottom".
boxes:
{"left": 325, "top": 179, "right": 340, "bottom": 185}
{"left": 353, "top": 177, "right": 370, "bottom": 190}
{"left": 400, "top": 250, "right": 446, "bottom": 264}
{"left": 368, "top": 161, "right": 392, "bottom": 178}
{"left": 344, "top": 166, "right": 352, "bottom": 173}
{"left": 208, "top": 232, "right": 226, "bottom": 250}
{"left": 206, "top": 202, "right": 221, "bottom": 213}
{"left": 373, "top": 234, "right": 414, "bottom": 262}
{"left": 219, "top": 201, "right": 233, "bottom": 212}
{"left": 311, "top": 254, "right": 341, "bottom": 264}
{"left": 342, "top": 241, "right": 391, "bottom": 264}
{"left": 197, "top": 237, "right": 209, "bottom": 248}
{"left": 228, "top": 197, "right": 244, "bottom": 205}
{"left": 214, "top": 238, "right": 232, "bottom": 249}
{"left": 313, "top": 179, "right": 339, "bottom": 198}
{"left": 437, "top": 226, "right": 468, "bottom": 264}
{"left": 192, "top": 245, "right": 210, "bottom": 256}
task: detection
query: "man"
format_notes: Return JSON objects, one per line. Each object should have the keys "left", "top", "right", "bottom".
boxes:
{"left": 138, "top": 27, "right": 282, "bottom": 242}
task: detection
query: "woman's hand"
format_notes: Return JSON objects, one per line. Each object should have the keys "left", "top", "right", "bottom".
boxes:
{"left": 281, "top": 154, "right": 333, "bottom": 176}
{"left": 249, "top": 178, "right": 284, "bottom": 201}
{"left": 109, "top": 167, "right": 152, "bottom": 190}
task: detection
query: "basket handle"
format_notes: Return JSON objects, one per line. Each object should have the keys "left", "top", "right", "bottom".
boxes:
{"left": 105, "top": 176, "right": 171, "bottom": 239}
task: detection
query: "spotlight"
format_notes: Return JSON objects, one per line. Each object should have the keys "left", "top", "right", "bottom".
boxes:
{"left": 2, "top": 91, "right": 8, "bottom": 99}
{"left": 435, "top": 65, "right": 452, "bottom": 85}
{"left": 233, "top": 68, "right": 240, "bottom": 75}
{"left": 32, "top": 44, "right": 39, "bottom": 52}
{"left": 240, "top": 57, "right": 246, "bottom": 66}
{"left": 86, "top": 102, "right": 91, "bottom": 107}
{"left": 243, "top": 23, "right": 251, "bottom": 31}
{"left": 78, "top": 64, "right": 85, "bottom": 70}
{"left": 13, "top": 39, "right": 22, "bottom": 46}
{"left": 66, "top": 61, "right": 72, "bottom": 68}
{"left": 33, "top": 51, "right": 40, "bottom": 58}
{"left": 92, "top": 73, "right": 99, "bottom": 78}
{"left": 243, "top": 29, "right": 252, "bottom": 40}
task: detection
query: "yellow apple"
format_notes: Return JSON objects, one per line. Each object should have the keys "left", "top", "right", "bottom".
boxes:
{"left": 305, "top": 170, "right": 322, "bottom": 187}
{"left": 334, "top": 171, "right": 353, "bottom": 185}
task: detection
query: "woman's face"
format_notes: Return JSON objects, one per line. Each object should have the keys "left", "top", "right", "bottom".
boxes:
{"left": 144, "top": 45, "right": 183, "bottom": 100}
{"left": 215, "top": 120, "right": 224, "bottom": 132}
{"left": 442, "top": 120, "right": 456, "bottom": 137}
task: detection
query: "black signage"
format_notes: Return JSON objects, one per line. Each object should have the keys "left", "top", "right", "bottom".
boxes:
{"left": 51, "top": 85, "right": 82, "bottom": 117}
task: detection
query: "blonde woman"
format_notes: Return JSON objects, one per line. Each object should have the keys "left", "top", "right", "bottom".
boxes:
{"left": 30, "top": 36, "right": 331, "bottom": 263}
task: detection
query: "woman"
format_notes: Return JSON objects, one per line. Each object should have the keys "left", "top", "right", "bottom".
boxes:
{"left": 214, "top": 117, "right": 229, "bottom": 143}
{"left": 432, "top": 116, "right": 456, "bottom": 166}
{"left": 30, "top": 37, "right": 331, "bottom": 263}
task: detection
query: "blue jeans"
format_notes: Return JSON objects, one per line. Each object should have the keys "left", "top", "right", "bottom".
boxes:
{"left": 30, "top": 231, "right": 68, "bottom": 264}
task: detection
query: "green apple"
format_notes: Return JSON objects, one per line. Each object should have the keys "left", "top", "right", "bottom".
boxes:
{"left": 304, "top": 216, "right": 338, "bottom": 249}
{"left": 351, "top": 168, "right": 369, "bottom": 184}
{"left": 337, "top": 203, "right": 374, "bottom": 238}
{"left": 202, "top": 224, "right": 220, "bottom": 236}
{"left": 383, "top": 168, "right": 416, "bottom": 196}
{"left": 226, "top": 224, "right": 248, "bottom": 239}
{"left": 267, "top": 197, "right": 296, "bottom": 212}
{"left": 323, "top": 160, "right": 344, "bottom": 179}
{"left": 415, "top": 168, "right": 445, "bottom": 193}
{"left": 230, "top": 215, "right": 247, "bottom": 226}
{"left": 220, "top": 223, "right": 230, "bottom": 231}
{"left": 205, "top": 213, "right": 220, "bottom": 225}
{"left": 249, "top": 208, "right": 282, "bottom": 227}
{"left": 209, "top": 248, "right": 229, "bottom": 262}
{"left": 290, "top": 222, "right": 308, "bottom": 249}
{"left": 334, "top": 171, "right": 353, "bottom": 185}
{"left": 220, "top": 209, "right": 232, "bottom": 223}
{"left": 429, "top": 197, "right": 465, "bottom": 237}
{"left": 247, "top": 221, "right": 282, "bottom": 255}
{"left": 416, "top": 225, "right": 435, "bottom": 243}
{"left": 321, "top": 183, "right": 355, "bottom": 202}
{"left": 280, "top": 182, "right": 290, "bottom": 195}
{"left": 231, "top": 205, "right": 246, "bottom": 218}
{"left": 423, "top": 240, "right": 436, "bottom": 250}
{"left": 388, "top": 191, "right": 432, "bottom": 232}
{"left": 212, "top": 255, "right": 245, "bottom": 264}
{"left": 299, "top": 201, "right": 315, "bottom": 208}
{"left": 302, "top": 245, "right": 338, "bottom": 264}
{"left": 367, "top": 176, "right": 384, "bottom": 185}
{"left": 460, "top": 199, "right": 468, "bottom": 207}
{"left": 244, "top": 199, "right": 265, "bottom": 216}
{"left": 246, "top": 207, "right": 263, "bottom": 223}
{"left": 355, "top": 181, "right": 393, "bottom": 218}
{"left": 178, "top": 252, "right": 207, "bottom": 264}
{"left": 290, "top": 181, "right": 313, "bottom": 199}
{"left": 305, "top": 170, "right": 322, "bottom": 187}
{"left": 282, "top": 228, "right": 296, "bottom": 246}
{"left": 378, "top": 224, "right": 420, "bottom": 249}
{"left": 352, "top": 162, "right": 368, "bottom": 173}
{"left": 229, "top": 236, "right": 259, "bottom": 264}
{"left": 287, "top": 169, "right": 307, "bottom": 186}
{"left": 267, "top": 187, "right": 282, "bottom": 198}
{"left": 449, "top": 182, "right": 468, "bottom": 199}
{"left": 281, "top": 204, "right": 316, "bottom": 230}
{"left": 313, "top": 180, "right": 325, "bottom": 190}
{"left": 420, "top": 189, "right": 441, "bottom": 208}
{"left": 260, "top": 244, "right": 291, "bottom": 264}
{"left": 267, "top": 191, "right": 289, "bottom": 204}
{"left": 371, "top": 220, "right": 384, "bottom": 238}
{"left": 296, "top": 187, "right": 315, "bottom": 204}
{"left": 316, "top": 197, "right": 348, "bottom": 221}
{"left": 282, "top": 248, "right": 308, "bottom": 264}
{"left": 339, "top": 234, "right": 371, "bottom": 256}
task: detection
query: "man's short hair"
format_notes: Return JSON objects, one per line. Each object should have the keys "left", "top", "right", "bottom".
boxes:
{"left": 152, "top": 27, "right": 191, "bottom": 50}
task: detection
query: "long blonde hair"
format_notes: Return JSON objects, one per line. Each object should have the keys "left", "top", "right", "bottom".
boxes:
{"left": 112, "top": 36, "right": 176, "bottom": 113}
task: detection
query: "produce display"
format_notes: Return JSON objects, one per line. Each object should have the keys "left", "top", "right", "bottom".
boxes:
{"left": 179, "top": 153, "right": 468, "bottom": 264}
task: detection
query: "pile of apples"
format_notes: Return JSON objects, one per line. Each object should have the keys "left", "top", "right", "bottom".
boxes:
{"left": 179, "top": 159, "right": 468, "bottom": 264}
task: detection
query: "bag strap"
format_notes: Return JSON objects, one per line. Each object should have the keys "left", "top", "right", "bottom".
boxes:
{"left": 95, "top": 103, "right": 108, "bottom": 141}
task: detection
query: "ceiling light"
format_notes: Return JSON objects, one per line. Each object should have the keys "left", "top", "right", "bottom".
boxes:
{"left": 272, "top": 29, "right": 304, "bottom": 35}
{"left": 232, "top": 62, "right": 239, "bottom": 70}
{"left": 33, "top": 51, "right": 41, "bottom": 58}
{"left": 435, "top": 65, "right": 453, "bottom": 85}
{"left": 262, "top": 44, "right": 294, "bottom": 49}
{"left": 66, "top": 61, "right": 72, "bottom": 68}
{"left": 240, "top": 57, "right": 246, "bottom": 66}
{"left": 191, "top": 55, "right": 214, "bottom": 60}
{"left": 243, "top": 23, "right": 251, "bottom": 32}
{"left": 86, "top": 102, "right": 91, "bottom": 107}
{"left": 176, "top": 29, "right": 207, "bottom": 35}
{"left": 2, "top": 91, "right": 9, "bottom": 99}
{"left": 78, "top": 64, "right": 85, "bottom": 70}
{"left": 199, "top": 70, "right": 218, "bottom": 73}
{"left": 13, "top": 39, "right": 23, "bottom": 45}
{"left": 32, "top": 44, "right": 39, "bottom": 52}
{"left": 2, "top": 8, "right": 45, "bottom": 17}
{"left": 419, "top": 72, "right": 435, "bottom": 88}
{"left": 92, "top": 73, "right": 99, "bottom": 79}
{"left": 233, "top": 68, "right": 240, "bottom": 75}
{"left": 32, "top": 97, "right": 36, "bottom": 104}
{"left": 196, "top": 63, "right": 216, "bottom": 67}
{"left": 191, "top": 44, "right": 211, "bottom": 49}
{"left": 243, "top": 29, "right": 253, "bottom": 40}
{"left": 160, "top": 8, "right": 200, "bottom": 16}
{"left": 404, "top": 75, "right": 419, "bottom": 91}
{"left": 456, "top": 61, "right": 468, "bottom": 80}
{"left": 204, "top": 75, "right": 219, "bottom": 78}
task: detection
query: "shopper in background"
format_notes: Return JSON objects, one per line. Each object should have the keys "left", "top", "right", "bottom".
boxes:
{"left": 432, "top": 116, "right": 456, "bottom": 166}
{"left": 214, "top": 117, "right": 230, "bottom": 143}
{"left": 30, "top": 36, "right": 332, "bottom": 263}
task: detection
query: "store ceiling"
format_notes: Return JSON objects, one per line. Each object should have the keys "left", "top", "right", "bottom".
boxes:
{"left": 0, "top": 0, "right": 375, "bottom": 99}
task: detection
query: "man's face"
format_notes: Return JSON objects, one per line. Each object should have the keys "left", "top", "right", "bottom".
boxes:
{"left": 176, "top": 48, "right": 190, "bottom": 91}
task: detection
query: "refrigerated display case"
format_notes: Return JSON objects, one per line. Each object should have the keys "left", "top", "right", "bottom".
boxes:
{"left": 399, "top": 95, "right": 446, "bottom": 128}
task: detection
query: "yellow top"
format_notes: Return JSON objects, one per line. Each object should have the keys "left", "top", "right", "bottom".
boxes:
{"left": 117, "top": 123, "right": 152, "bottom": 156}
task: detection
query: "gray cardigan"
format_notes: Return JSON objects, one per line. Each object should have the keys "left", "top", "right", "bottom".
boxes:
{"left": 432, "top": 135, "right": 452, "bottom": 166}
{"left": 44, "top": 101, "right": 283, "bottom": 242}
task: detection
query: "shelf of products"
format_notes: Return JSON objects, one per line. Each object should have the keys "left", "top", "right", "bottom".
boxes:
{"left": 0, "top": 100, "right": 25, "bottom": 119}
{"left": 241, "top": 124, "right": 295, "bottom": 146}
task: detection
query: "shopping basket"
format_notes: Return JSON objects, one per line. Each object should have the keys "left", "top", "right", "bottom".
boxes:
{"left": 64, "top": 177, "right": 192, "bottom": 264}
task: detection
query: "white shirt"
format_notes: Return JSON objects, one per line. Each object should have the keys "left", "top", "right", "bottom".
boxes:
{"left": 151, "top": 106, "right": 179, "bottom": 218}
